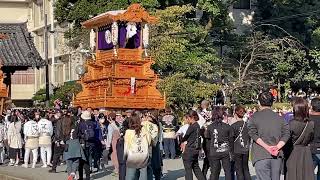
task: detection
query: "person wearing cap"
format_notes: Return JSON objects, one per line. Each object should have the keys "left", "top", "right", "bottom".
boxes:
{"left": 49, "top": 109, "right": 64, "bottom": 173}
{"left": 78, "top": 110, "right": 101, "bottom": 173}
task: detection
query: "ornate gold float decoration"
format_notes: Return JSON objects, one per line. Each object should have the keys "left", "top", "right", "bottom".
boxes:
{"left": 74, "top": 4, "right": 165, "bottom": 109}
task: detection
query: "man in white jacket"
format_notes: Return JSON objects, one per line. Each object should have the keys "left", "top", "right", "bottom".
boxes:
{"left": 22, "top": 111, "right": 40, "bottom": 168}
{"left": 38, "top": 111, "right": 53, "bottom": 168}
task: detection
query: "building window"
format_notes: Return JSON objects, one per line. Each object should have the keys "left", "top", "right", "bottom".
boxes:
{"left": 39, "top": 2, "right": 44, "bottom": 21}
{"left": 11, "top": 70, "right": 35, "bottom": 84}
{"left": 41, "top": 68, "right": 46, "bottom": 85}
{"left": 64, "top": 60, "right": 70, "bottom": 81}
{"left": 55, "top": 63, "right": 64, "bottom": 84}
{"left": 39, "top": 35, "right": 44, "bottom": 53}
{"left": 233, "top": 0, "right": 251, "bottom": 9}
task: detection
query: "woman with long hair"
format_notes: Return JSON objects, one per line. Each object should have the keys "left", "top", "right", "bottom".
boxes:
{"left": 7, "top": 115, "right": 22, "bottom": 166}
{"left": 124, "top": 114, "right": 152, "bottom": 180}
{"left": 64, "top": 113, "right": 86, "bottom": 180}
{"left": 231, "top": 106, "right": 251, "bottom": 180}
{"left": 207, "top": 106, "right": 233, "bottom": 180}
{"left": 181, "top": 110, "right": 206, "bottom": 180}
{"left": 285, "top": 97, "right": 314, "bottom": 180}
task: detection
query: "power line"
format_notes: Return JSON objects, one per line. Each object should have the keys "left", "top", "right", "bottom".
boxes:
{"left": 255, "top": 10, "right": 320, "bottom": 24}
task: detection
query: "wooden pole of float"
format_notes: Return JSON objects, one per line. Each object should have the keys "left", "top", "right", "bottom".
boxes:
{"left": 0, "top": 34, "right": 8, "bottom": 113}
{"left": 104, "top": 88, "right": 106, "bottom": 107}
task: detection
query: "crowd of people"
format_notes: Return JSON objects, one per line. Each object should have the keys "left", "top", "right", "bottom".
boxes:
{"left": 1, "top": 90, "right": 320, "bottom": 180}
{"left": 178, "top": 91, "right": 320, "bottom": 180}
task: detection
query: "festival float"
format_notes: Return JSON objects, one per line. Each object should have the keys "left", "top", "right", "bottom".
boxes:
{"left": 73, "top": 4, "right": 165, "bottom": 109}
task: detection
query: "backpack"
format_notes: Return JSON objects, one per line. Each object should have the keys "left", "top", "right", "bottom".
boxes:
{"left": 84, "top": 121, "right": 97, "bottom": 142}
{"left": 126, "top": 131, "right": 150, "bottom": 168}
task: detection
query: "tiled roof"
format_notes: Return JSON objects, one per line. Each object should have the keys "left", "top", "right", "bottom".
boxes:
{"left": 0, "top": 22, "right": 46, "bottom": 67}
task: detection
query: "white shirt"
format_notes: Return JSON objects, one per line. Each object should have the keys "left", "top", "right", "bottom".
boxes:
{"left": 197, "top": 113, "right": 206, "bottom": 128}
{"left": 176, "top": 124, "right": 189, "bottom": 137}
{"left": 24, "top": 120, "right": 39, "bottom": 137}
{"left": 38, "top": 118, "right": 53, "bottom": 137}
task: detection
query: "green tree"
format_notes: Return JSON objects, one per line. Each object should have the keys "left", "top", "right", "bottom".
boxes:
{"left": 151, "top": 5, "right": 220, "bottom": 79}
{"left": 254, "top": 0, "right": 320, "bottom": 47}
{"left": 32, "top": 81, "right": 82, "bottom": 107}
{"left": 158, "top": 73, "right": 220, "bottom": 110}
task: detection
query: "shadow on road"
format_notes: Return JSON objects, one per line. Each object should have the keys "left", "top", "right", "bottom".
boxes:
{"left": 162, "top": 168, "right": 257, "bottom": 180}
{"left": 91, "top": 166, "right": 114, "bottom": 179}
{"left": 162, "top": 169, "right": 185, "bottom": 180}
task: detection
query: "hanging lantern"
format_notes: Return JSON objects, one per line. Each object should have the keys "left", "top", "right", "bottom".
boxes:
{"left": 111, "top": 21, "right": 118, "bottom": 46}
{"left": 142, "top": 24, "right": 149, "bottom": 48}
{"left": 104, "top": 30, "right": 112, "bottom": 44}
{"left": 89, "top": 29, "right": 95, "bottom": 51}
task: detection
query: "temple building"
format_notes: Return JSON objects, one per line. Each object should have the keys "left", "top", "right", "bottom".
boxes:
{"left": 0, "top": 22, "right": 46, "bottom": 109}
{"left": 74, "top": 4, "right": 165, "bottom": 109}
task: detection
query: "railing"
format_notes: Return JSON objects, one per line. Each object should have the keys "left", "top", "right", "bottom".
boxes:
{"left": 96, "top": 48, "right": 152, "bottom": 62}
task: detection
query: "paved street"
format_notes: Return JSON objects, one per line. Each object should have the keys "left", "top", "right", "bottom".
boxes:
{"left": 0, "top": 159, "right": 257, "bottom": 180}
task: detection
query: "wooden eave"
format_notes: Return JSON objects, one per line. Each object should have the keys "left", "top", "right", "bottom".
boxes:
{"left": 82, "top": 3, "right": 158, "bottom": 29}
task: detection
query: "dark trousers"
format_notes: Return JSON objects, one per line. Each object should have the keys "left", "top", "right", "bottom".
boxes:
{"left": 85, "top": 143, "right": 99, "bottom": 170}
{"left": 8, "top": 148, "right": 20, "bottom": 160}
{"left": 101, "top": 149, "right": 109, "bottom": 165}
{"left": 209, "top": 155, "right": 232, "bottom": 180}
{"left": 182, "top": 150, "right": 206, "bottom": 180}
{"left": 202, "top": 140, "right": 210, "bottom": 177}
{"left": 202, "top": 157, "right": 210, "bottom": 177}
{"left": 151, "top": 142, "right": 162, "bottom": 180}
{"left": 66, "top": 158, "right": 80, "bottom": 175}
{"left": 79, "top": 159, "right": 90, "bottom": 180}
{"left": 163, "top": 138, "right": 176, "bottom": 159}
{"left": 254, "top": 158, "right": 281, "bottom": 180}
{"left": 313, "top": 154, "right": 320, "bottom": 180}
{"left": 234, "top": 153, "right": 251, "bottom": 180}
{"left": 117, "top": 138, "right": 126, "bottom": 180}
{"left": 52, "top": 144, "right": 64, "bottom": 170}
{"left": 231, "top": 160, "right": 236, "bottom": 180}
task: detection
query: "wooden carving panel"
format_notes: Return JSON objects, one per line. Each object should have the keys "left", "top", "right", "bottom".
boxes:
{"left": 117, "top": 65, "right": 142, "bottom": 78}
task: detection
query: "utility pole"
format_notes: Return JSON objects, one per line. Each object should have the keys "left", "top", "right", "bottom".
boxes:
{"left": 45, "top": 13, "right": 50, "bottom": 107}
{"left": 50, "top": 0, "right": 55, "bottom": 86}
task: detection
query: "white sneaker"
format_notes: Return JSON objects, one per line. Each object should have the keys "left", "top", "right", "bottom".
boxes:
{"left": 22, "top": 164, "right": 28, "bottom": 168}
{"left": 31, "top": 163, "right": 36, "bottom": 168}
{"left": 41, "top": 164, "right": 47, "bottom": 168}
{"left": 47, "top": 163, "right": 53, "bottom": 167}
